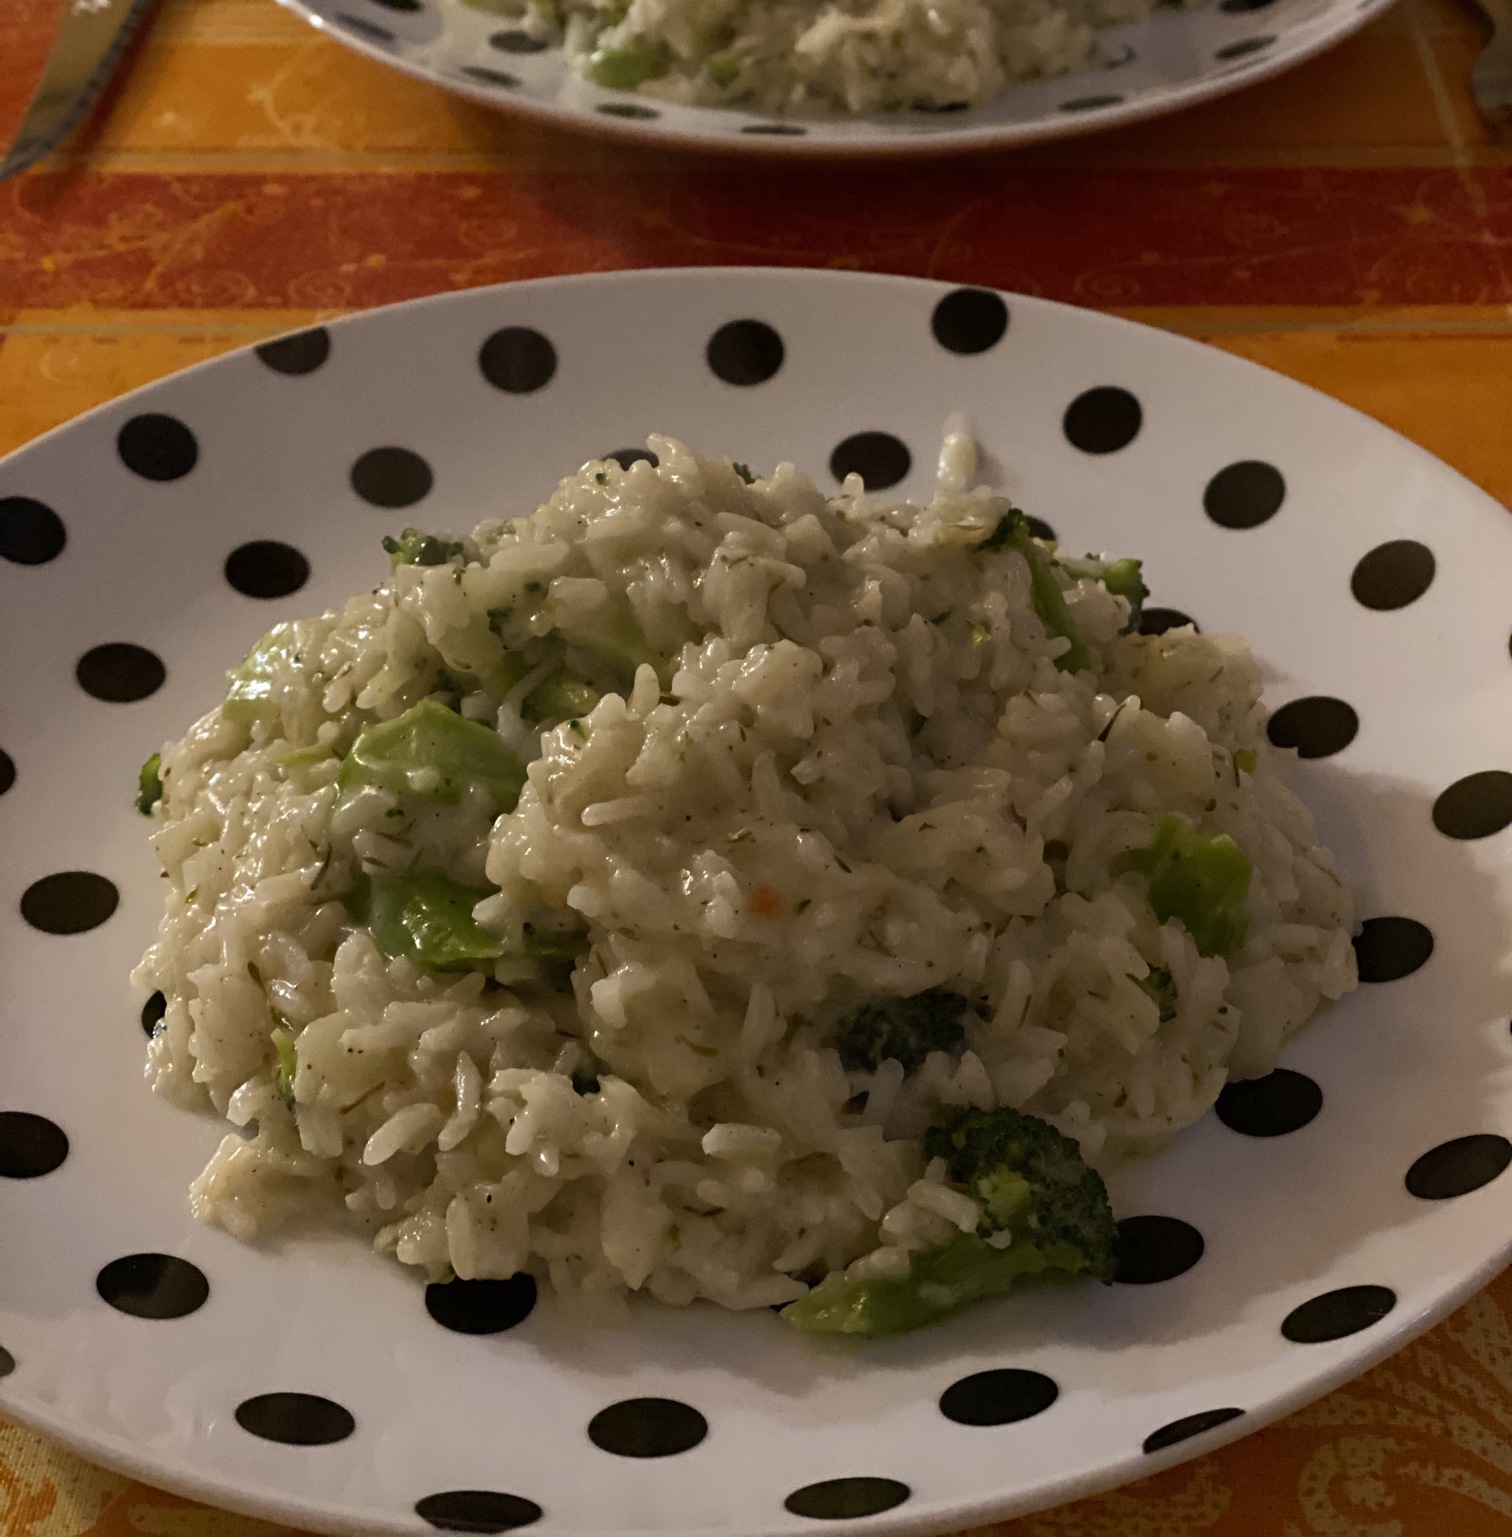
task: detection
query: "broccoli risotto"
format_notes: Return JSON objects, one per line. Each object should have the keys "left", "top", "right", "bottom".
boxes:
{"left": 468, "top": 0, "right": 1170, "bottom": 117}
{"left": 133, "top": 430, "right": 1356, "bottom": 1335}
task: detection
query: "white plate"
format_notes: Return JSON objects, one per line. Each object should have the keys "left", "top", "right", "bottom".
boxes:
{"left": 2, "top": 268, "right": 1511, "bottom": 1537}
{"left": 278, "top": 0, "right": 1394, "bottom": 155}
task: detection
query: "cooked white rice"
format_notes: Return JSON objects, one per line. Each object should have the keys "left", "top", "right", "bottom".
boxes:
{"left": 468, "top": 0, "right": 1172, "bottom": 116}
{"left": 134, "top": 429, "right": 1356, "bottom": 1318}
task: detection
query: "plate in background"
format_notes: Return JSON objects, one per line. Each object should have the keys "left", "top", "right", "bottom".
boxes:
{"left": 278, "top": 0, "right": 1395, "bottom": 155}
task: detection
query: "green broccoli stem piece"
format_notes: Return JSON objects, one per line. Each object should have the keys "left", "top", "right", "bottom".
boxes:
{"left": 982, "top": 511, "right": 1092, "bottom": 673}
{"left": 347, "top": 870, "right": 504, "bottom": 970}
{"left": 271, "top": 1027, "right": 298, "bottom": 1110}
{"left": 136, "top": 752, "right": 163, "bottom": 815}
{"left": 522, "top": 671, "right": 600, "bottom": 724}
{"left": 336, "top": 698, "right": 525, "bottom": 816}
{"left": 1119, "top": 814, "right": 1252, "bottom": 958}
{"left": 781, "top": 1231, "right": 1080, "bottom": 1336}
{"left": 1099, "top": 557, "right": 1148, "bottom": 632}
{"left": 588, "top": 36, "right": 669, "bottom": 88}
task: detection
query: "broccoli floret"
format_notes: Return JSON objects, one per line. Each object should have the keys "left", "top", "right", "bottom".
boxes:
{"left": 979, "top": 510, "right": 1092, "bottom": 673}
{"left": 732, "top": 462, "right": 756, "bottom": 485}
{"left": 1119, "top": 814, "right": 1252, "bottom": 958}
{"left": 382, "top": 529, "right": 466, "bottom": 568}
{"left": 781, "top": 1107, "right": 1116, "bottom": 1335}
{"left": 271, "top": 1026, "right": 297, "bottom": 1110}
{"left": 833, "top": 989, "right": 968, "bottom": 1074}
{"left": 136, "top": 752, "right": 163, "bottom": 815}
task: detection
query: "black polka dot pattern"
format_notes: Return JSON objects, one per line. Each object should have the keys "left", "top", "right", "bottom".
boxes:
{"left": 931, "top": 289, "right": 1009, "bottom": 355}
{"left": 1142, "top": 1407, "right": 1243, "bottom": 1454}
{"left": 1220, "top": 0, "right": 1274, "bottom": 10}
{"left": 606, "top": 448, "right": 658, "bottom": 471}
{"left": 706, "top": 320, "right": 785, "bottom": 386}
{"left": 1433, "top": 771, "right": 1512, "bottom": 840}
{"left": 1216, "top": 1069, "right": 1322, "bottom": 1137}
{"left": 0, "top": 1112, "right": 69, "bottom": 1179}
{"left": 1140, "top": 607, "right": 1199, "bottom": 636}
{"left": 490, "top": 28, "right": 549, "bottom": 51}
{"left": 597, "top": 103, "right": 658, "bottom": 119}
{"left": 235, "top": 1392, "right": 356, "bottom": 1446}
{"left": 425, "top": 1275, "right": 537, "bottom": 1335}
{"left": 784, "top": 1479, "right": 910, "bottom": 1520}
{"left": 1114, "top": 1215, "right": 1204, "bottom": 1284}
{"left": 1216, "top": 34, "right": 1276, "bottom": 57}
{"left": 1059, "top": 94, "right": 1125, "bottom": 111}
{"left": 1026, "top": 515, "right": 1058, "bottom": 543}
{"left": 830, "top": 432, "right": 911, "bottom": 491}
{"left": 96, "top": 1254, "right": 209, "bottom": 1320}
{"left": 1282, "top": 1285, "right": 1396, "bottom": 1343}
{"left": 1406, "top": 1134, "right": 1512, "bottom": 1199}
{"left": 460, "top": 66, "right": 520, "bottom": 88}
{"left": 0, "top": 749, "right": 14, "bottom": 796}
{"left": 117, "top": 414, "right": 198, "bottom": 482}
{"left": 1203, "top": 461, "right": 1285, "bottom": 529}
{"left": 1351, "top": 539, "right": 1434, "bottom": 610}
{"left": 1266, "top": 696, "right": 1358, "bottom": 759}
{"left": 479, "top": 328, "right": 556, "bottom": 394}
{"left": 225, "top": 541, "right": 310, "bottom": 599}
{"left": 1353, "top": 917, "right": 1434, "bottom": 982}
{"left": 369, "top": 0, "right": 420, "bottom": 9}
{"left": 335, "top": 13, "right": 394, "bottom": 42}
{"left": 141, "top": 991, "right": 167, "bottom": 1036}
{"left": 21, "top": 872, "right": 119, "bottom": 935}
{"left": 741, "top": 123, "right": 807, "bottom": 135}
{"left": 0, "top": 1347, "right": 13, "bottom": 1378}
{"left": 0, "top": 496, "right": 66, "bottom": 565}
{"left": 351, "top": 447, "right": 433, "bottom": 509}
{"left": 939, "top": 1369, "right": 1058, "bottom": 1426}
{"left": 587, "top": 1398, "right": 706, "bottom": 1458}
{"left": 255, "top": 328, "right": 331, "bottom": 376}
{"left": 416, "top": 1491, "right": 543, "bottom": 1533}
{"left": 76, "top": 643, "right": 165, "bottom": 703}
{"left": 1063, "top": 388, "right": 1141, "bottom": 454}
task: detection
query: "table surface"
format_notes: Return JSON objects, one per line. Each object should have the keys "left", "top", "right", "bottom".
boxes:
{"left": 4, "top": 1, "right": 1512, "bottom": 1532}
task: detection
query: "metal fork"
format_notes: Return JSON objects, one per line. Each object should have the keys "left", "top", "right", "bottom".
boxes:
{"left": 1470, "top": 0, "right": 1512, "bottom": 135}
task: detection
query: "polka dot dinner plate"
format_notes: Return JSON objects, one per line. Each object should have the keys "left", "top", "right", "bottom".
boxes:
{"left": 3, "top": 267, "right": 1512, "bottom": 1537}
{"left": 278, "top": 0, "right": 1393, "bottom": 155}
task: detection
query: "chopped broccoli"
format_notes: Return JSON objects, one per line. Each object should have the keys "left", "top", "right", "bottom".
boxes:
{"left": 223, "top": 623, "right": 300, "bottom": 721}
{"left": 782, "top": 1106, "right": 1116, "bottom": 1335}
{"left": 732, "top": 462, "right": 756, "bottom": 485}
{"left": 521, "top": 926, "right": 590, "bottom": 968}
{"left": 271, "top": 1027, "right": 298, "bottom": 1110}
{"left": 834, "top": 988, "right": 968, "bottom": 1074}
{"left": 382, "top": 529, "right": 466, "bottom": 568}
{"left": 336, "top": 699, "right": 525, "bottom": 816}
{"left": 1099, "top": 558, "right": 1148, "bottom": 632}
{"left": 1233, "top": 747, "right": 1256, "bottom": 775}
{"left": 522, "top": 671, "right": 601, "bottom": 724}
{"left": 1135, "top": 965, "right": 1178, "bottom": 1022}
{"left": 347, "top": 869, "right": 504, "bottom": 971}
{"left": 707, "top": 54, "right": 742, "bottom": 87}
{"left": 136, "top": 752, "right": 163, "bottom": 815}
{"left": 980, "top": 511, "right": 1092, "bottom": 673}
{"left": 1119, "top": 814, "right": 1252, "bottom": 958}
{"left": 587, "top": 36, "right": 668, "bottom": 87}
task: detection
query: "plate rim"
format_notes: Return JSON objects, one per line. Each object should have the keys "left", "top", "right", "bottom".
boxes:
{"left": 273, "top": 0, "right": 1398, "bottom": 158}
{"left": 2, "top": 264, "right": 1509, "bottom": 1537}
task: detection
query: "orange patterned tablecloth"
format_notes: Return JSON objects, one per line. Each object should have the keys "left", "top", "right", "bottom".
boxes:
{"left": 5, "top": 1, "right": 1512, "bottom": 1532}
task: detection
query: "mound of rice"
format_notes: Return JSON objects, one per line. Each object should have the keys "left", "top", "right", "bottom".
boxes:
{"left": 471, "top": 0, "right": 1169, "bottom": 117}
{"left": 134, "top": 429, "right": 1356, "bottom": 1318}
